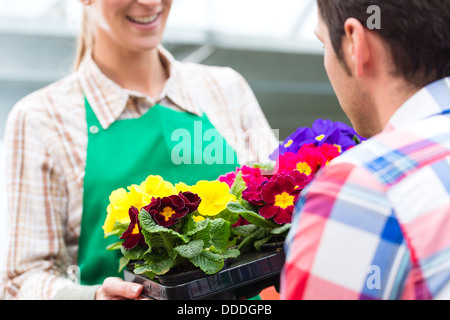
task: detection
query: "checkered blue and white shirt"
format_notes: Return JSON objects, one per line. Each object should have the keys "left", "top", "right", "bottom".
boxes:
{"left": 281, "top": 76, "right": 450, "bottom": 300}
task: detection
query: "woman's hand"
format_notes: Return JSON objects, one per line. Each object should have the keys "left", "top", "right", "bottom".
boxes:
{"left": 95, "top": 277, "right": 145, "bottom": 300}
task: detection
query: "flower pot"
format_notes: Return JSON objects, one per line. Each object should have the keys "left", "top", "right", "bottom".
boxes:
{"left": 124, "top": 249, "right": 285, "bottom": 300}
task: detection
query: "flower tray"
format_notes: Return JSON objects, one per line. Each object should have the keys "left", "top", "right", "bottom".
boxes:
{"left": 123, "top": 249, "right": 285, "bottom": 300}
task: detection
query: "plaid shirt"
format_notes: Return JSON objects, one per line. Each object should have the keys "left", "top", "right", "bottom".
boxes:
{"left": 281, "top": 77, "right": 450, "bottom": 300}
{"left": 1, "top": 47, "right": 278, "bottom": 300}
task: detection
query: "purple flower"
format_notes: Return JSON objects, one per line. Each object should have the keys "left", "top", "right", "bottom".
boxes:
{"left": 270, "top": 119, "right": 366, "bottom": 160}
{"left": 269, "top": 127, "right": 315, "bottom": 160}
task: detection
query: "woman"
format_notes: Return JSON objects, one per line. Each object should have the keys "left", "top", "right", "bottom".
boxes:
{"left": 1, "top": 0, "right": 278, "bottom": 300}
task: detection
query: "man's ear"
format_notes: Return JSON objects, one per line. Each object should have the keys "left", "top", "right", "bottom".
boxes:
{"left": 343, "top": 18, "right": 370, "bottom": 78}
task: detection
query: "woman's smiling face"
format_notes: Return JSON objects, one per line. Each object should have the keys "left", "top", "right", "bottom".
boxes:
{"left": 87, "top": 0, "right": 173, "bottom": 53}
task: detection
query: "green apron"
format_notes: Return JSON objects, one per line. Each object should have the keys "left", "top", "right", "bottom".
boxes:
{"left": 78, "top": 97, "right": 239, "bottom": 285}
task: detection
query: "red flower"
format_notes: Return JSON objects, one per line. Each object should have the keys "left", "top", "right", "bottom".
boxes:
{"left": 242, "top": 181, "right": 267, "bottom": 206}
{"left": 232, "top": 215, "right": 251, "bottom": 227}
{"left": 315, "top": 143, "right": 341, "bottom": 162}
{"left": 259, "top": 172, "right": 309, "bottom": 224}
{"left": 275, "top": 143, "right": 340, "bottom": 177}
{"left": 120, "top": 206, "right": 147, "bottom": 250}
{"left": 143, "top": 192, "right": 200, "bottom": 228}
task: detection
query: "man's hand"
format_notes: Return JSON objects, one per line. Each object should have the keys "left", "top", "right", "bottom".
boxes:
{"left": 95, "top": 277, "right": 145, "bottom": 300}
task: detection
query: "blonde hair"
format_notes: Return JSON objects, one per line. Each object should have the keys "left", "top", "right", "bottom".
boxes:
{"left": 73, "top": 7, "right": 94, "bottom": 71}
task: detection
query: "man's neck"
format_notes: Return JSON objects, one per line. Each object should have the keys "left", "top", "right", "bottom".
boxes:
{"left": 371, "top": 77, "right": 420, "bottom": 131}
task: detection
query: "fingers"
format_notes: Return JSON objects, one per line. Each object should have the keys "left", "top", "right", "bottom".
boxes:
{"left": 97, "top": 277, "right": 143, "bottom": 300}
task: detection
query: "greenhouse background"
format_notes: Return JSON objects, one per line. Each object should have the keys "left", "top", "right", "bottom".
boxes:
{"left": 0, "top": 0, "right": 347, "bottom": 267}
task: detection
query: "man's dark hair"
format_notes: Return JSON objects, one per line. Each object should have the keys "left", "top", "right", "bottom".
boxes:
{"left": 317, "top": 0, "right": 450, "bottom": 88}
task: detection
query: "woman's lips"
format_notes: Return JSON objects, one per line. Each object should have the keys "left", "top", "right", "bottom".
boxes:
{"left": 126, "top": 13, "right": 161, "bottom": 30}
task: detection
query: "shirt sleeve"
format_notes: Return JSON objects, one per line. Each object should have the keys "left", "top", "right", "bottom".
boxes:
{"left": 281, "top": 161, "right": 412, "bottom": 300}
{"left": 1, "top": 98, "right": 75, "bottom": 299}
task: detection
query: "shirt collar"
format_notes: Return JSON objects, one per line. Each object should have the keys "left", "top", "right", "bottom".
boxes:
{"left": 77, "top": 46, "right": 203, "bottom": 130}
{"left": 384, "top": 76, "right": 450, "bottom": 132}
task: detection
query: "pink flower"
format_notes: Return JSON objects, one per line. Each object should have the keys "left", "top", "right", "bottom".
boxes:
{"left": 218, "top": 171, "right": 237, "bottom": 188}
{"left": 240, "top": 165, "right": 268, "bottom": 186}
{"left": 218, "top": 165, "right": 269, "bottom": 188}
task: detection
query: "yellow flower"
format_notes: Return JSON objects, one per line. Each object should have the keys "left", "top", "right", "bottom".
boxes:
{"left": 193, "top": 214, "right": 205, "bottom": 222}
{"left": 103, "top": 186, "right": 146, "bottom": 235}
{"left": 296, "top": 162, "right": 312, "bottom": 176}
{"left": 175, "top": 182, "right": 192, "bottom": 193}
{"left": 140, "top": 175, "right": 177, "bottom": 204}
{"left": 190, "top": 180, "right": 236, "bottom": 217}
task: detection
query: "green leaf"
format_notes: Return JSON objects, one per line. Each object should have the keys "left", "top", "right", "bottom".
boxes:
{"left": 229, "top": 171, "right": 246, "bottom": 198}
{"left": 251, "top": 162, "right": 275, "bottom": 172}
{"left": 190, "top": 220, "right": 213, "bottom": 243}
{"left": 271, "top": 223, "right": 292, "bottom": 235}
{"left": 106, "top": 241, "right": 123, "bottom": 251}
{"left": 118, "top": 256, "right": 130, "bottom": 273}
{"left": 181, "top": 215, "right": 210, "bottom": 237}
{"left": 236, "top": 235, "right": 257, "bottom": 254}
{"left": 238, "top": 198, "right": 261, "bottom": 213}
{"left": 232, "top": 224, "right": 259, "bottom": 237}
{"left": 226, "top": 237, "right": 237, "bottom": 249}
{"left": 208, "top": 219, "right": 231, "bottom": 253}
{"left": 227, "top": 202, "right": 278, "bottom": 229}
{"left": 215, "top": 207, "right": 240, "bottom": 225}
{"left": 190, "top": 250, "right": 225, "bottom": 275}
{"left": 174, "top": 240, "right": 204, "bottom": 259}
{"left": 254, "top": 235, "right": 273, "bottom": 251}
{"left": 131, "top": 249, "right": 177, "bottom": 276}
{"left": 237, "top": 227, "right": 271, "bottom": 253}
{"left": 134, "top": 255, "right": 175, "bottom": 276}
{"left": 121, "top": 245, "right": 147, "bottom": 260}
{"left": 104, "top": 221, "right": 129, "bottom": 238}
{"left": 222, "top": 248, "right": 240, "bottom": 259}
{"left": 139, "top": 210, "right": 188, "bottom": 251}
{"left": 353, "top": 134, "right": 362, "bottom": 144}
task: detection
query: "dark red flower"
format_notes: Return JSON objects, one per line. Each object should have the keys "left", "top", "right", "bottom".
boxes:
{"left": 289, "top": 169, "right": 312, "bottom": 189}
{"left": 120, "top": 206, "right": 147, "bottom": 250}
{"left": 178, "top": 191, "right": 201, "bottom": 212}
{"left": 143, "top": 193, "right": 201, "bottom": 228}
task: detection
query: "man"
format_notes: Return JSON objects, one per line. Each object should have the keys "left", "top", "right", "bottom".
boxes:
{"left": 281, "top": 0, "right": 450, "bottom": 300}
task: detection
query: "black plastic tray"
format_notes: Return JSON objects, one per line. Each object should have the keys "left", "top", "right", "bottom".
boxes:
{"left": 123, "top": 250, "right": 285, "bottom": 300}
